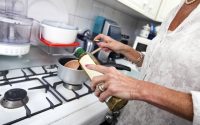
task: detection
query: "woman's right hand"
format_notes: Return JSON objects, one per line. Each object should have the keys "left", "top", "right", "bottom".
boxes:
{"left": 94, "top": 34, "right": 128, "bottom": 54}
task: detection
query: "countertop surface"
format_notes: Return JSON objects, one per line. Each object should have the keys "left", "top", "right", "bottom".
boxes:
{"left": 0, "top": 46, "right": 74, "bottom": 71}
{"left": 0, "top": 46, "right": 140, "bottom": 79}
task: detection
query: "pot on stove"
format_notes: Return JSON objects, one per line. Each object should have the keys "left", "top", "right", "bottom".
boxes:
{"left": 57, "top": 57, "right": 89, "bottom": 87}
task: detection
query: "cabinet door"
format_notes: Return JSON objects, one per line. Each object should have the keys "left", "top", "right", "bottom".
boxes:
{"left": 156, "top": 0, "right": 182, "bottom": 22}
{"left": 117, "top": 0, "right": 148, "bottom": 14}
{"left": 145, "top": 0, "right": 162, "bottom": 19}
{"left": 117, "top": 0, "right": 162, "bottom": 20}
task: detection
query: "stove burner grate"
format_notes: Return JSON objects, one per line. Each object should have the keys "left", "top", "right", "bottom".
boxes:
{"left": 0, "top": 75, "right": 62, "bottom": 125}
{"left": 42, "top": 75, "right": 93, "bottom": 102}
{"left": 0, "top": 64, "right": 93, "bottom": 124}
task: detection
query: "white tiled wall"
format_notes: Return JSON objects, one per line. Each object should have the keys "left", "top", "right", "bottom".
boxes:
{"left": 27, "top": 0, "right": 143, "bottom": 45}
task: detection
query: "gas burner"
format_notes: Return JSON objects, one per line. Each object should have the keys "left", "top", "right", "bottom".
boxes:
{"left": 63, "top": 83, "right": 82, "bottom": 91}
{"left": 1, "top": 88, "right": 29, "bottom": 109}
{"left": 45, "top": 65, "right": 57, "bottom": 69}
{"left": 0, "top": 70, "right": 9, "bottom": 76}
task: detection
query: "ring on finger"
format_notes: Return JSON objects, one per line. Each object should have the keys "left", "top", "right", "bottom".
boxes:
{"left": 97, "top": 83, "right": 105, "bottom": 92}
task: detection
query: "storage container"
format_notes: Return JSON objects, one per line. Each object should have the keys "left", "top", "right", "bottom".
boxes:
{"left": 38, "top": 37, "right": 79, "bottom": 56}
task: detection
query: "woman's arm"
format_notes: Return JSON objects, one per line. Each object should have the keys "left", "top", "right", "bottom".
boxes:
{"left": 94, "top": 34, "right": 144, "bottom": 67}
{"left": 120, "top": 45, "right": 144, "bottom": 67}
{"left": 138, "top": 81, "right": 193, "bottom": 121}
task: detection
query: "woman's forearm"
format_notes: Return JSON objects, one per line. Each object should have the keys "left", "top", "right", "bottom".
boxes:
{"left": 137, "top": 81, "right": 193, "bottom": 121}
{"left": 120, "top": 45, "right": 144, "bottom": 67}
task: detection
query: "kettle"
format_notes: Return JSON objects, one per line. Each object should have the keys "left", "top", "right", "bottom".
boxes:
{"left": 77, "top": 30, "right": 94, "bottom": 53}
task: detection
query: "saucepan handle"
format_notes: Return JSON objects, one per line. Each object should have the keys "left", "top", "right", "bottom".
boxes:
{"left": 102, "top": 62, "right": 131, "bottom": 71}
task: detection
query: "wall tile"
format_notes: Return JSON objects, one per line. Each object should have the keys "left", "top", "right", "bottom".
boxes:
{"left": 74, "top": 17, "right": 94, "bottom": 32}
{"left": 75, "top": 0, "right": 93, "bottom": 19}
{"left": 28, "top": 0, "right": 68, "bottom": 22}
{"left": 63, "top": 0, "right": 78, "bottom": 15}
{"left": 68, "top": 14, "right": 76, "bottom": 25}
{"left": 91, "top": 1, "right": 105, "bottom": 20}
{"left": 102, "top": 5, "right": 114, "bottom": 18}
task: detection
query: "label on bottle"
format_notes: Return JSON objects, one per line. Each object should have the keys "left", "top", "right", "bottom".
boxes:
{"left": 79, "top": 54, "right": 103, "bottom": 79}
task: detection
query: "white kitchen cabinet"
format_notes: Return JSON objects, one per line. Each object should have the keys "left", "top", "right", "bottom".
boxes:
{"left": 117, "top": 0, "right": 162, "bottom": 20}
{"left": 117, "top": 0, "right": 147, "bottom": 14}
{"left": 147, "top": 0, "right": 162, "bottom": 19}
{"left": 156, "top": 0, "right": 182, "bottom": 22}
{"left": 96, "top": 0, "right": 182, "bottom": 22}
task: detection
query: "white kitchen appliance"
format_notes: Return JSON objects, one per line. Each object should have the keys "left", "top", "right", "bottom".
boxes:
{"left": 0, "top": 13, "right": 33, "bottom": 56}
{"left": 0, "top": 0, "right": 33, "bottom": 56}
{"left": 133, "top": 36, "right": 151, "bottom": 52}
{"left": 0, "top": 64, "right": 108, "bottom": 125}
{"left": 102, "top": 19, "right": 121, "bottom": 41}
{"left": 97, "top": 19, "right": 122, "bottom": 63}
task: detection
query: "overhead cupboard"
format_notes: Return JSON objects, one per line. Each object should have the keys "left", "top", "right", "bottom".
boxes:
{"left": 96, "top": 0, "right": 182, "bottom": 22}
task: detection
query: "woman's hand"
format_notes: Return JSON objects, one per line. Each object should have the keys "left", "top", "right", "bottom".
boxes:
{"left": 86, "top": 64, "right": 143, "bottom": 102}
{"left": 94, "top": 34, "right": 129, "bottom": 54}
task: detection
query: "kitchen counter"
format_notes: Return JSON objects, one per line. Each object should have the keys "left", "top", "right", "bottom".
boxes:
{"left": 0, "top": 45, "right": 109, "bottom": 125}
{"left": 0, "top": 46, "right": 73, "bottom": 71}
{"left": 0, "top": 46, "right": 140, "bottom": 79}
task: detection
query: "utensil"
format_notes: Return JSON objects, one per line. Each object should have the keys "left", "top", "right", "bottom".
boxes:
{"left": 91, "top": 47, "right": 101, "bottom": 55}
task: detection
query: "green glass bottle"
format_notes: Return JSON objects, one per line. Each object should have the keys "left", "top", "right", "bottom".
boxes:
{"left": 74, "top": 47, "right": 128, "bottom": 112}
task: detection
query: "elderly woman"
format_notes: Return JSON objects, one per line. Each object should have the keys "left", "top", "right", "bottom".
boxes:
{"left": 86, "top": 0, "right": 200, "bottom": 125}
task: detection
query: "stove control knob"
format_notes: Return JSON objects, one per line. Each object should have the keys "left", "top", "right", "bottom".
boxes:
{"left": 113, "top": 111, "right": 120, "bottom": 117}
{"left": 105, "top": 113, "right": 113, "bottom": 124}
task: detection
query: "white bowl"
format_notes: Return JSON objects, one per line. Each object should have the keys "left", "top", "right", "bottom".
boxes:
{"left": 40, "top": 20, "right": 78, "bottom": 44}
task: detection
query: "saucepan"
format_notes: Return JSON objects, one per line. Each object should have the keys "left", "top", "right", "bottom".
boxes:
{"left": 57, "top": 57, "right": 89, "bottom": 85}
{"left": 57, "top": 57, "right": 131, "bottom": 86}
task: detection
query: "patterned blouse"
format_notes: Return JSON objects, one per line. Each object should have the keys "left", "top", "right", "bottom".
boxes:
{"left": 117, "top": 1, "right": 200, "bottom": 125}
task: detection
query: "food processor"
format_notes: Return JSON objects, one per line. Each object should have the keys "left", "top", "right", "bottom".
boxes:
{"left": 0, "top": 0, "right": 33, "bottom": 56}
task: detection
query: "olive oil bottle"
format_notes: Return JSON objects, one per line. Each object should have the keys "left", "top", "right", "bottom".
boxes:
{"left": 74, "top": 47, "right": 128, "bottom": 112}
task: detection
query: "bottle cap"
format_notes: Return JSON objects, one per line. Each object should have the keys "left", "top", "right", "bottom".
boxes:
{"left": 74, "top": 47, "right": 86, "bottom": 58}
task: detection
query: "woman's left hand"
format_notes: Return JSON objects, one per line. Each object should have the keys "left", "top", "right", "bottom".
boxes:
{"left": 86, "top": 65, "right": 194, "bottom": 121}
{"left": 86, "top": 64, "right": 143, "bottom": 102}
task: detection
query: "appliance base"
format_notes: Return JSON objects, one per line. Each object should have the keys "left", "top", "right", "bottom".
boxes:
{"left": 0, "top": 43, "right": 30, "bottom": 56}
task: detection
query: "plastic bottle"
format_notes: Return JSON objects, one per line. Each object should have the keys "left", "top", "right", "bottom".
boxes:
{"left": 74, "top": 47, "right": 128, "bottom": 112}
{"left": 139, "top": 24, "right": 150, "bottom": 38}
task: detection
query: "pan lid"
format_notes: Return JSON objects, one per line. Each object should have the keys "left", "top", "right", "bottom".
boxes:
{"left": 41, "top": 20, "right": 78, "bottom": 30}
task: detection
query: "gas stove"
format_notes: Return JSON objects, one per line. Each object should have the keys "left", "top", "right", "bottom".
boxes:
{"left": 0, "top": 64, "right": 107, "bottom": 125}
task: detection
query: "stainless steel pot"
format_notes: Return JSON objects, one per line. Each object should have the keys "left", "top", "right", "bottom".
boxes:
{"left": 57, "top": 57, "right": 89, "bottom": 85}
{"left": 77, "top": 29, "right": 95, "bottom": 53}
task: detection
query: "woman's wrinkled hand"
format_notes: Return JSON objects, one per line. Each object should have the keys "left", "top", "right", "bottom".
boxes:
{"left": 94, "top": 34, "right": 128, "bottom": 54}
{"left": 86, "top": 64, "right": 143, "bottom": 102}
